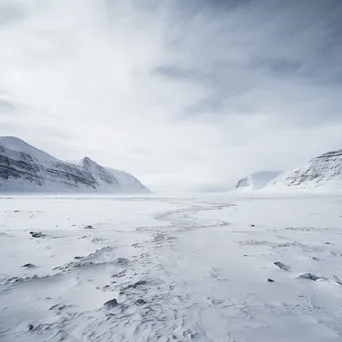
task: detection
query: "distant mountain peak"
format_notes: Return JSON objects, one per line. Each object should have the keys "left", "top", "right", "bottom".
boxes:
{"left": 81, "top": 156, "right": 94, "bottom": 162}
{"left": 268, "top": 148, "right": 342, "bottom": 189}
{"left": 236, "top": 171, "right": 282, "bottom": 190}
{"left": 81, "top": 156, "right": 99, "bottom": 167}
{"left": 0, "top": 136, "right": 150, "bottom": 193}
{"left": 0, "top": 136, "right": 33, "bottom": 150}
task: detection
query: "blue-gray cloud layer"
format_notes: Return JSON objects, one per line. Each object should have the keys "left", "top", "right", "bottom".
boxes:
{"left": 153, "top": 0, "right": 342, "bottom": 125}
{"left": 0, "top": 0, "right": 341, "bottom": 191}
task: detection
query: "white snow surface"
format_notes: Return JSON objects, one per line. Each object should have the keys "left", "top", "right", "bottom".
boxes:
{"left": 0, "top": 136, "right": 149, "bottom": 193}
{"left": 1, "top": 193, "right": 342, "bottom": 341}
{"left": 236, "top": 171, "right": 282, "bottom": 190}
{"left": 268, "top": 149, "right": 342, "bottom": 190}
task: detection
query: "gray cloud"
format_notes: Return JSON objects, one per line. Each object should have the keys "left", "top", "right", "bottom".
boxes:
{"left": 155, "top": 0, "right": 342, "bottom": 126}
{"left": 0, "top": 99, "right": 15, "bottom": 113}
{"left": 0, "top": 0, "right": 25, "bottom": 27}
{"left": 0, "top": 0, "right": 341, "bottom": 191}
{"left": 249, "top": 57, "right": 302, "bottom": 77}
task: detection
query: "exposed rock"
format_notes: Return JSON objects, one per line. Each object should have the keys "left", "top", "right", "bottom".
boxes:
{"left": 267, "top": 278, "right": 275, "bottom": 283}
{"left": 49, "top": 304, "right": 68, "bottom": 311}
{"left": 331, "top": 276, "right": 342, "bottom": 286}
{"left": 116, "top": 258, "right": 130, "bottom": 266}
{"left": 131, "top": 280, "right": 147, "bottom": 288}
{"left": 30, "top": 231, "right": 45, "bottom": 238}
{"left": 298, "top": 273, "right": 322, "bottom": 281}
{"left": 112, "top": 271, "right": 126, "bottom": 278}
{"left": 84, "top": 225, "right": 95, "bottom": 230}
{"left": 22, "top": 263, "right": 36, "bottom": 268}
{"left": 122, "top": 280, "right": 148, "bottom": 291}
{"left": 274, "top": 261, "right": 291, "bottom": 271}
{"left": 103, "top": 299, "right": 118, "bottom": 309}
{"left": 236, "top": 177, "right": 249, "bottom": 188}
{"left": 135, "top": 299, "right": 147, "bottom": 306}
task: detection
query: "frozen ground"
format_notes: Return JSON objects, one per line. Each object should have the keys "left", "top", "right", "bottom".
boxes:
{"left": 1, "top": 194, "right": 342, "bottom": 342}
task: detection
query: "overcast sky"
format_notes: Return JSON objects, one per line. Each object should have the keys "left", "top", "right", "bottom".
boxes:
{"left": 0, "top": 0, "right": 342, "bottom": 192}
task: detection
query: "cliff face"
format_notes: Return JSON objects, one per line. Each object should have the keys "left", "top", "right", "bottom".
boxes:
{"left": 268, "top": 149, "right": 342, "bottom": 189}
{"left": 0, "top": 137, "right": 149, "bottom": 193}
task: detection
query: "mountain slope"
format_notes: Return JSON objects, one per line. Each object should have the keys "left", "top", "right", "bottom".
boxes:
{"left": 267, "top": 149, "right": 342, "bottom": 189}
{"left": 0, "top": 136, "right": 150, "bottom": 193}
{"left": 105, "top": 167, "right": 148, "bottom": 192}
{"left": 236, "top": 171, "right": 282, "bottom": 190}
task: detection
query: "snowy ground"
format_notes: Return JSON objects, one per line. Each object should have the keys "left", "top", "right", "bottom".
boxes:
{"left": 1, "top": 194, "right": 342, "bottom": 342}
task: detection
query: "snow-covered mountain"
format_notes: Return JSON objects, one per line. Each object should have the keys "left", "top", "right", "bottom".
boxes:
{"left": 267, "top": 149, "right": 342, "bottom": 189}
{"left": 0, "top": 136, "right": 150, "bottom": 193}
{"left": 236, "top": 171, "right": 282, "bottom": 190}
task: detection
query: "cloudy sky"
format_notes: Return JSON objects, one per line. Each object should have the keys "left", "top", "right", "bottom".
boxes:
{"left": 0, "top": 0, "right": 342, "bottom": 192}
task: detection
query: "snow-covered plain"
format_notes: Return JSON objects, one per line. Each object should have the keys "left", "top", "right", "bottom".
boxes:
{"left": 1, "top": 194, "right": 342, "bottom": 342}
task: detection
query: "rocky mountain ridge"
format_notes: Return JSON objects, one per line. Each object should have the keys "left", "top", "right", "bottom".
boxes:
{"left": 0, "top": 137, "right": 149, "bottom": 193}
{"left": 268, "top": 149, "right": 342, "bottom": 189}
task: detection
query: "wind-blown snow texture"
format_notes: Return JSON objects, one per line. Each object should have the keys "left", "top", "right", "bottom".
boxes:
{"left": 268, "top": 149, "right": 342, "bottom": 190}
{"left": 0, "top": 137, "right": 149, "bottom": 193}
{"left": 236, "top": 171, "right": 281, "bottom": 190}
{"left": 1, "top": 194, "right": 342, "bottom": 341}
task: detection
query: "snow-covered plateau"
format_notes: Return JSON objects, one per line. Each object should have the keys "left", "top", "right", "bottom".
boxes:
{"left": 1, "top": 193, "right": 342, "bottom": 341}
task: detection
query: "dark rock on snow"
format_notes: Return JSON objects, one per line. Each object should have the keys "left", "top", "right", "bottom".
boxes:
{"left": 103, "top": 299, "right": 119, "bottom": 309}
{"left": 274, "top": 261, "right": 291, "bottom": 271}
{"left": 84, "top": 225, "right": 95, "bottom": 230}
{"left": 135, "top": 299, "right": 147, "bottom": 306}
{"left": 125, "top": 280, "right": 147, "bottom": 290}
{"left": 116, "top": 258, "right": 130, "bottom": 266}
{"left": 298, "top": 273, "right": 322, "bottom": 281}
{"left": 30, "top": 231, "right": 45, "bottom": 238}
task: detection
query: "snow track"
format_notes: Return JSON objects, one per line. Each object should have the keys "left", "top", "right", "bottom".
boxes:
{"left": 1, "top": 195, "right": 342, "bottom": 341}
